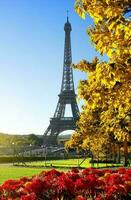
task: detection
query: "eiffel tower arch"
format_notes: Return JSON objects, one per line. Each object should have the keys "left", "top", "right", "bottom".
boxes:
{"left": 44, "top": 16, "right": 79, "bottom": 146}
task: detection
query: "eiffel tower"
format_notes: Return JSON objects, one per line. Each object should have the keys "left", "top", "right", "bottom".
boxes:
{"left": 44, "top": 16, "right": 79, "bottom": 146}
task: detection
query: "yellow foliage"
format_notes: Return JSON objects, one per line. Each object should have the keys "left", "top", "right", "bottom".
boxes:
{"left": 67, "top": 0, "right": 131, "bottom": 157}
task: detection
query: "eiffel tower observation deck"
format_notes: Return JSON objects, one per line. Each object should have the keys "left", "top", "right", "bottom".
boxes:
{"left": 43, "top": 15, "right": 79, "bottom": 146}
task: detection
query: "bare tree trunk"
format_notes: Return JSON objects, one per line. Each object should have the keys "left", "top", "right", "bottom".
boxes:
{"left": 113, "top": 144, "right": 117, "bottom": 163}
{"left": 124, "top": 137, "right": 128, "bottom": 167}
{"left": 116, "top": 144, "right": 121, "bottom": 163}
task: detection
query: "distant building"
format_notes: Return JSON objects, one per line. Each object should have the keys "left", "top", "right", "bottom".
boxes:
{"left": 57, "top": 134, "right": 71, "bottom": 145}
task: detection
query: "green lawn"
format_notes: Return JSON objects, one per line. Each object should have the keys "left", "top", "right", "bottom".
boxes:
{"left": 16, "top": 158, "right": 122, "bottom": 168}
{"left": 0, "top": 164, "right": 46, "bottom": 184}
{"left": 0, "top": 159, "right": 123, "bottom": 184}
{"left": 25, "top": 158, "right": 91, "bottom": 168}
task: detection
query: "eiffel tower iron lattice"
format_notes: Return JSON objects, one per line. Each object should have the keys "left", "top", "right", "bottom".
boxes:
{"left": 43, "top": 17, "right": 79, "bottom": 146}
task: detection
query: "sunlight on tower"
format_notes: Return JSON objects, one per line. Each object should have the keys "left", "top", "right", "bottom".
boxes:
{"left": 64, "top": 104, "right": 73, "bottom": 117}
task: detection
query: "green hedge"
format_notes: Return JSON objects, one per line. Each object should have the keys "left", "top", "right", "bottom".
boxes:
{"left": 0, "top": 154, "right": 90, "bottom": 164}
{"left": 0, "top": 156, "right": 66, "bottom": 163}
{"left": 90, "top": 159, "right": 119, "bottom": 164}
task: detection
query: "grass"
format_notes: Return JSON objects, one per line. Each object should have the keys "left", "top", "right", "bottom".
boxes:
{"left": 0, "top": 158, "right": 123, "bottom": 184}
{"left": 16, "top": 158, "right": 123, "bottom": 168}
{"left": 24, "top": 158, "right": 91, "bottom": 168}
{"left": 0, "top": 164, "right": 47, "bottom": 184}
{"left": 0, "top": 163, "right": 71, "bottom": 185}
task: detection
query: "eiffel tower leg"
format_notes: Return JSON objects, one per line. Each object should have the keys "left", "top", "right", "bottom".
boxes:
{"left": 71, "top": 100, "right": 79, "bottom": 119}
{"left": 43, "top": 125, "right": 51, "bottom": 146}
{"left": 44, "top": 126, "right": 59, "bottom": 146}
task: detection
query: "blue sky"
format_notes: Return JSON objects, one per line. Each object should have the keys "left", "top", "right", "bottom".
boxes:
{"left": 0, "top": 0, "right": 105, "bottom": 135}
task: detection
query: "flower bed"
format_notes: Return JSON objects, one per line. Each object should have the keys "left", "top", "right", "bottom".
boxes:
{"left": 0, "top": 168, "right": 131, "bottom": 200}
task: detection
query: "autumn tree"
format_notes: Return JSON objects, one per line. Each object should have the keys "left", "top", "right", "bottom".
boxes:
{"left": 66, "top": 0, "right": 131, "bottom": 166}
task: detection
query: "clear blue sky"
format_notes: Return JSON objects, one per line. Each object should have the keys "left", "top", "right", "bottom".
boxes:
{"left": 0, "top": 0, "right": 105, "bottom": 135}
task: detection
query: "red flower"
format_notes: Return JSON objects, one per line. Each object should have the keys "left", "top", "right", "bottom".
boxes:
{"left": 106, "top": 173, "right": 123, "bottom": 185}
{"left": 21, "top": 192, "right": 37, "bottom": 200}
{"left": 123, "top": 169, "right": 131, "bottom": 182}
{"left": 95, "top": 194, "right": 103, "bottom": 200}
{"left": 75, "top": 178, "right": 87, "bottom": 190}
{"left": 56, "top": 173, "right": 75, "bottom": 194}
{"left": 43, "top": 168, "right": 61, "bottom": 177}
{"left": 1, "top": 179, "right": 22, "bottom": 190}
{"left": 96, "top": 177, "right": 105, "bottom": 189}
{"left": 71, "top": 168, "right": 79, "bottom": 173}
{"left": 86, "top": 174, "right": 97, "bottom": 188}
{"left": 82, "top": 168, "right": 93, "bottom": 176}
{"left": 24, "top": 178, "right": 45, "bottom": 194}
{"left": 117, "top": 167, "right": 126, "bottom": 174}
{"left": 106, "top": 184, "right": 127, "bottom": 198}
{"left": 20, "top": 177, "right": 31, "bottom": 183}
{"left": 67, "top": 172, "right": 80, "bottom": 181}
{"left": 125, "top": 180, "right": 131, "bottom": 192}
{"left": 76, "top": 196, "right": 87, "bottom": 200}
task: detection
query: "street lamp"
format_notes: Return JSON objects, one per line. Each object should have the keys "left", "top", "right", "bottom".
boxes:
{"left": 41, "top": 145, "right": 46, "bottom": 166}
{"left": 29, "top": 144, "right": 32, "bottom": 157}
{"left": 44, "top": 145, "right": 47, "bottom": 167}
{"left": 41, "top": 145, "right": 44, "bottom": 157}
{"left": 12, "top": 142, "right": 15, "bottom": 165}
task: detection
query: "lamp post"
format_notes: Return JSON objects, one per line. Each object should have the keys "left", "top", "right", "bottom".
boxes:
{"left": 41, "top": 145, "right": 44, "bottom": 157}
{"left": 44, "top": 145, "right": 47, "bottom": 167}
{"left": 77, "top": 148, "right": 80, "bottom": 168}
{"left": 29, "top": 144, "right": 32, "bottom": 157}
{"left": 12, "top": 142, "right": 15, "bottom": 165}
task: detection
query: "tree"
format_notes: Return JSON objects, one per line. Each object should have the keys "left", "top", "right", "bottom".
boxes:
{"left": 66, "top": 0, "right": 131, "bottom": 166}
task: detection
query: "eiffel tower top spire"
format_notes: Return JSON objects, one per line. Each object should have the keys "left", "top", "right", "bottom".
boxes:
{"left": 67, "top": 10, "right": 69, "bottom": 22}
{"left": 64, "top": 11, "right": 72, "bottom": 32}
{"left": 61, "top": 14, "right": 74, "bottom": 93}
